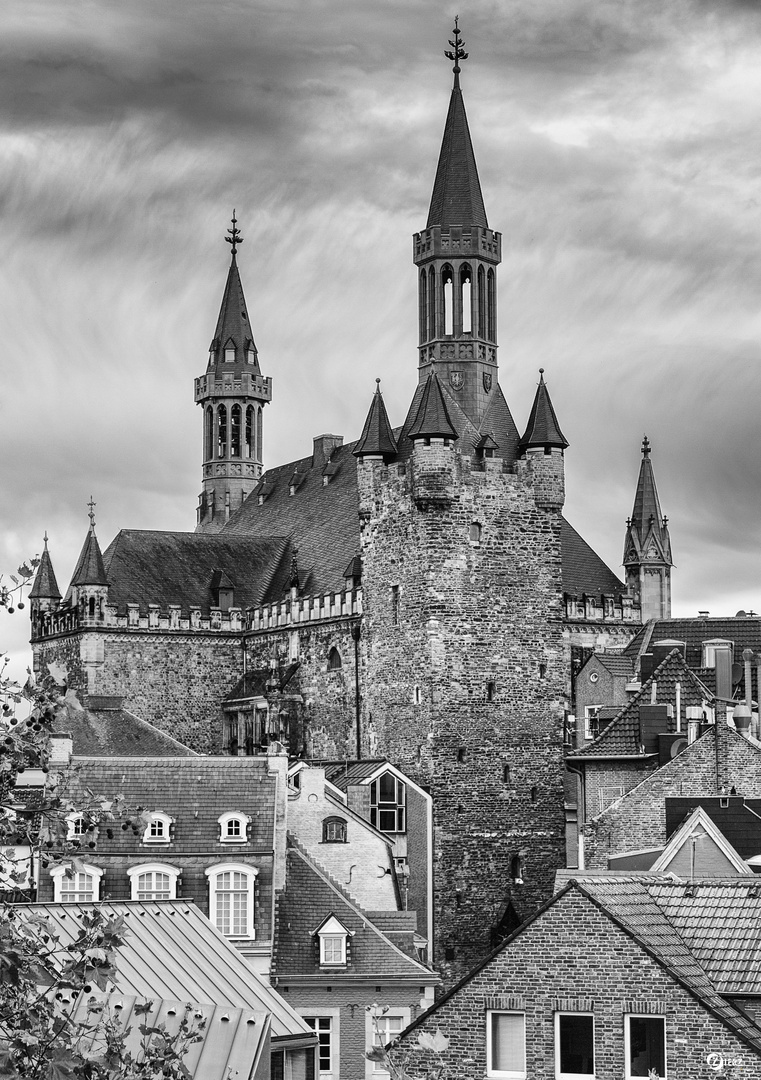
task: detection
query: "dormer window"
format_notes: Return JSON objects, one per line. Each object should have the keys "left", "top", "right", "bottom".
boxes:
{"left": 322, "top": 817, "right": 347, "bottom": 843}
{"left": 143, "top": 812, "right": 173, "bottom": 844}
{"left": 218, "top": 812, "right": 250, "bottom": 843}
{"left": 247, "top": 348, "right": 256, "bottom": 365}
{"left": 702, "top": 639, "right": 733, "bottom": 667}
{"left": 314, "top": 914, "right": 353, "bottom": 967}
{"left": 51, "top": 863, "right": 104, "bottom": 903}
{"left": 210, "top": 570, "right": 235, "bottom": 611}
{"left": 224, "top": 338, "right": 236, "bottom": 364}
{"left": 127, "top": 863, "right": 179, "bottom": 901}
{"left": 370, "top": 771, "right": 406, "bottom": 833}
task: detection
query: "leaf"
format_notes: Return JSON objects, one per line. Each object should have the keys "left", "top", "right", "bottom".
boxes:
{"left": 418, "top": 1029, "right": 449, "bottom": 1053}
{"left": 46, "top": 663, "right": 68, "bottom": 687}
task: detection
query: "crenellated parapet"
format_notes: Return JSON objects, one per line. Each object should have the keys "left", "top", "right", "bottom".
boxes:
{"left": 246, "top": 587, "right": 362, "bottom": 632}
{"left": 563, "top": 592, "right": 641, "bottom": 624}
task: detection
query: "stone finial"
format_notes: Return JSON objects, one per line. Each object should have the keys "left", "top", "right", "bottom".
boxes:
{"left": 445, "top": 16, "right": 469, "bottom": 78}
{"left": 225, "top": 210, "right": 243, "bottom": 256}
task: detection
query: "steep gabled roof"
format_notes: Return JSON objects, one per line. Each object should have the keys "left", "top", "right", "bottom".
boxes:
{"left": 651, "top": 806, "right": 752, "bottom": 876}
{"left": 53, "top": 697, "right": 197, "bottom": 757}
{"left": 560, "top": 518, "right": 625, "bottom": 597}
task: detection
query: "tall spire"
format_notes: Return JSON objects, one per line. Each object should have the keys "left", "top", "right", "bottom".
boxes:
{"left": 623, "top": 437, "right": 673, "bottom": 620}
{"left": 195, "top": 216, "right": 273, "bottom": 532}
{"left": 427, "top": 20, "right": 487, "bottom": 229}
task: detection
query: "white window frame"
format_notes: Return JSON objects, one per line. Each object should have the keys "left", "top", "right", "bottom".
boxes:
{"left": 66, "top": 813, "right": 89, "bottom": 840}
{"left": 218, "top": 812, "right": 250, "bottom": 844}
{"left": 584, "top": 706, "right": 602, "bottom": 741}
{"left": 300, "top": 1011, "right": 340, "bottom": 1079}
{"left": 205, "top": 863, "right": 257, "bottom": 940}
{"left": 314, "top": 914, "right": 353, "bottom": 967}
{"left": 486, "top": 1011, "right": 526, "bottom": 1078}
{"left": 624, "top": 1014, "right": 667, "bottom": 1079}
{"left": 142, "top": 812, "right": 174, "bottom": 845}
{"left": 127, "top": 863, "right": 180, "bottom": 901}
{"left": 50, "top": 863, "right": 104, "bottom": 903}
{"left": 597, "top": 785, "right": 625, "bottom": 814}
{"left": 555, "top": 1013, "right": 595, "bottom": 1080}
{"left": 365, "top": 1007, "right": 410, "bottom": 1080}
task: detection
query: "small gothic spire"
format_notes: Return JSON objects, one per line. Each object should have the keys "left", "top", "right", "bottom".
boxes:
{"left": 225, "top": 211, "right": 243, "bottom": 257}
{"left": 518, "top": 369, "right": 568, "bottom": 453}
{"left": 445, "top": 16, "right": 469, "bottom": 81}
{"left": 354, "top": 378, "right": 399, "bottom": 460}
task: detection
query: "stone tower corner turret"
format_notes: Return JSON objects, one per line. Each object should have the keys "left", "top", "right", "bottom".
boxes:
{"left": 518, "top": 369, "right": 567, "bottom": 511}
{"left": 194, "top": 213, "right": 272, "bottom": 532}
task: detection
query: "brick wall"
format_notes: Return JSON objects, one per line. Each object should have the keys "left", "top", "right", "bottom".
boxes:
{"left": 357, "top": 445, "right": 568, "bottom": 982}
{"left": 397, "top": 886, "right": 761, "bottom": 1079}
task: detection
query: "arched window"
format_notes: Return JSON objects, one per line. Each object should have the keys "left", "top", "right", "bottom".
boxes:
{"left": 530, "top": 786, "right": 538, "bottom": 804}
{"left": 328, "top": 647, "right": 342, "bottom": 670}
{"left": 370, "top": 771, "right": 406, "bottom": 833}
{"left": 230, "top": 404, "right": 241, "bottom": 458}
{"left": 469, "top": 522, "right": 482, "bottom": 544}
{"left": 142, "top": 812, "right": 173, "bottom": 844}
{"left": 322, "top": 817, "right": 347, "bottom": 843}
{"left": 217, "top": 405, "right": 227, "bottom": 458}
{"left": 51, "top": 863, "right": 103, "bottom": 903}
{"left": 477, "top": 265, "right": 485, "bottom": 337}
{"left": 218, "top": 812, "right": 250, "bottom": 843}
{"left": 127, "top": 863, "right": 179, "bottom": 901}
{"left": 419, "top": 271, "right": 427, "bottom": 343}
{"left": 245, "top": 406, "right": 254, "bottom": 459}
{"left": 442, "top": 265, "right": 454, "bottom": 336}
{"left": 205, "top": 406, "right": 214, "bottom": 461}
{"left": 511, "top": 854, "right": 524, "bottom": 884}
{"left": 205, "top": 863, "right": 258, "bottom": 939}
{"left": 428, "top": 266, "right": 436, "bottom": 338}
{"left": 88, "top": 597, "right": 96, "bottom": 619}
{"left": 487, "top": 268, "right": 496, "bottom": 342}
{"left": 256, "top": 407, "right": 263, "bottom": 460}
{"left": 460, "top": 264, "right": 472, "bottom": 334}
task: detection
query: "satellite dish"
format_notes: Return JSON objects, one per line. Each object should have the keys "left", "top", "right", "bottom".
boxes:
{"left": 670, "top": 738, "right": 688, "bottom": 759}
{"left": 732, "top": 663, "right": 743, "bottom": 685}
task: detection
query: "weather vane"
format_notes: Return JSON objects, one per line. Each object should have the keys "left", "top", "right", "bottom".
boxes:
{"left": 225, "top": 211, "right": 243, "bottom": 256}
{"left": 642, "top": 435, "right": 651, "bottom": 457}
{"left": 445, "top": 16, "right": 469, "bottom": 76}
{"left": 88, "top": 496, "right": 96, "bottom": 529}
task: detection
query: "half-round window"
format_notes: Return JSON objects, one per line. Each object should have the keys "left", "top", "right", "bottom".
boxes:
{"left": 322, "top": 817, "right": 347, "bottom": 843}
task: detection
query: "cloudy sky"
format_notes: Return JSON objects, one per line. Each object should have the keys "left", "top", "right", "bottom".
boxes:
{"left": 2, "top": 0, "right": 760, "bottom": 678}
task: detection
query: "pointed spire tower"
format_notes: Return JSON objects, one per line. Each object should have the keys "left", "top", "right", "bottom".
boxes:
{"left": 623, "top": 437, "right": 673, "bottom": 620}
{"left": 29, "top": 533, "right": 62, "bottom": 622}
{"left": 414, "top": 19, "right": 501, "bottom": 428}
{"left": 195, "top": 214, "right": 272, "bottom": 532}
{"left": 354, "top": 380, "right": 399, "bottom": 460}
{"left": 67, "top": 499, "right": 110, "bottom": 625}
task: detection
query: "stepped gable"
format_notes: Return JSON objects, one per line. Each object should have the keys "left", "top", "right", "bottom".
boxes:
{"left": 560, "top": 518, "right": 625, "bottom": 597}
{"left": 223, "top": 440, "right": 362, "bottom": 597}
{"left": 101, "top": 530, "right": 289, "bottom": 615}
{"left": 64, "top": 756, "right": 277, "bottom": 853}
{"left": 272, "top": 838, "right": 435, "bottom": 978}
{"left": 568, "top": 650, "right": 712, "bottom": 759}
{"left": 54, "top": 698, "right": 197, "bottom": 757}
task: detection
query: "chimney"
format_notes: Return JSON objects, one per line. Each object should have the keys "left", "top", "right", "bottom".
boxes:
{"left": 686, "top": 706, "right": 703, "bottom": 744}
{"left": 312, "top": 434, "right": 344, "bottom": 468}
{"left": 651, "top": 640, "right": 685, "bottom": 665}
{"left": 714, "top": 646, "right": 733, "bottom": 702}
{"left": 639, "top": 703, "right": 673, "bottom": 753}
{"left": 640, "top": 652, "right": 655, "bottom": 682}
{"left": 49, "top": 732, "right": 73, "bottom": 764}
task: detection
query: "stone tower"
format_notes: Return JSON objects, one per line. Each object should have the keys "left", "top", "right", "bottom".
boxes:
{"left": 195, "top": 215, "right": 272, "bottom": 532}
{"left": 623, "top": 436, "right": 673, "bottom": 621}
{"left": 356, "top": 24, "right": 568, "bottom": 983}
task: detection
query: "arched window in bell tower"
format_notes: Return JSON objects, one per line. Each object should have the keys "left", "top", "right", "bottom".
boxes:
{"left": 460, "top": 264, "right": 472, "bottom": 334}
{"left": 487, "top": 269, "right": 496, "bottom": 342}
{"left": 230, "top": 405, "right": 241, "bottom": 458}
{"left": 419, "top": 271, "right": 428, "bottom": 343}
{"left": 217, "top": 405, "right": 227, "bottom": 458}
{"left": 205, "top": 407, "right": 214, "bottom": 461}
{"left": 245, "top": 406, "right": 253, "bottom": 459}
{"left": 477, "top": 265, "right": 485, "bottom": 338}
{"left": 442, "top": 264, "right": 454, "bottom": 336}
{"left": 428, "top": 266, "right": 436, "bottom": 340}
{"left": 256, "top": 407, "right": 263, "bottom": 461}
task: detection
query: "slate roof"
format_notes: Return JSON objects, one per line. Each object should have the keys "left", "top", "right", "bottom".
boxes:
{"left": 272, "top": 839, "right": 436, "bottom": 980}
{"left": 518, "top": 371, "right": 568, "bottom": 452}
{"left": 208, "top": 251, "right": 259, "bottom": 370}
{"left": 560, "top": 518, "right": 626, "bottom": 597}
{"left": 60, "top": 756, "right": 276, "bottom": 853}
{"left": 354, "top": 382, "right": 398, "bottom": 459}
{"left": 568, "top": 649, "right": 712, "bottom": 759}
{"left": 427, "top": 73, "right": 487, "bottom": 228}
{"left": 624, "top": 616, "right": 761, "bottom": 668}
{"left": 595, "top": 654, "right": 635, "bottom": 678}
{"left": 54, "top": 698, "right": 197, "bottom": 757}
{"left": 22, "top": 900, "right": 313, "bottom": 1044}
{"left": 99, "top": 530, "right": 289, "bottom": 615}
{"left": 666, "top": 796, "right": 761, "bottom": 859}
{"left": 69, "top": 527, "right": 108, "bottom": 590}
{"left": 407, "top": 372, "right": 458, "bottom": 441}
{"left": 29, "top": 542, "right": 61, "bottom": 600}
{"left": 319, "top": 759, "right": 390, "bottom": 792}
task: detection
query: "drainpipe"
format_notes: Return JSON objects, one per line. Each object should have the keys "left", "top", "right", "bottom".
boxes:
{"left": 352, "top": 622, "right": 361, "bottom": 760}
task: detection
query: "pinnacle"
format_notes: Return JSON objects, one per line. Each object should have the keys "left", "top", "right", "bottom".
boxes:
{"left": 519, "top": 371, "right": 568, "bottom": 453}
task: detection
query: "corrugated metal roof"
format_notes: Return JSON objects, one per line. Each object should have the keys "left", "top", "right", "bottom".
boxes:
{"left": 22, "top": 900, "right": 314, "bottom": 1043}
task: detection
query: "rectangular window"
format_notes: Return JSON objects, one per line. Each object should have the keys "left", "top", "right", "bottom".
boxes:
{"left": 391, "top": 585, "right": 400, "bottom": 626}
{"left": 60, "top": 873, "right": 95, "bottom": 903}
{"left": 584, "top": 706, "right": 602, "bottom": 741}
{"left": 305, "top": 1017, "right": 333, "bottom": 1076}
{"left": 370, "top": 772, "right": 406, "bottom": 833}
{"left": 372, "top": 1014, "right": 405, "bottom": 1073}
{"left": 556, "top": 1014, "right": 594, "bottom": 1079}
{"left": 136, "top": 871, "right": 171, "bottom": 900}
{"left": 626, "top": 1016, "right": 666, "bottom": 1078}
{"left": 215, "top": 871, "right": 248, "bottom": 937}
{"left": 321, "top": 935, "right": 346, "bottom": 965}
{"left": 487, "top": 1011, "right": 526, "bottom": 1078}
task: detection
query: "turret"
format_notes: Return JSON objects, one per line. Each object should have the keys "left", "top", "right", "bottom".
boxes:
{"left": 519, "top": 369, "right": 567, "bottom": 510}
{"left": 623, "top": 436, "right": 673, "bottom": 620}
{"left": 68, "top": 500, "right": 109, "bottom": 625}
{"left": 195, "top": 214, "right": 272, "bottom": 532}
{"left": 413, "top": 18, "right": 501, "bottom": 429}
{"left": 29, "top": 533, "right": 62, "bottom": 624}
{"left": 353, "top": 380, "right": 398, "bottom": 462}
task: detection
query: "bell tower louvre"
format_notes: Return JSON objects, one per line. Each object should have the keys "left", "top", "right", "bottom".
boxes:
{"left": 195, "top": 214, "right": 272, "bottom": 533}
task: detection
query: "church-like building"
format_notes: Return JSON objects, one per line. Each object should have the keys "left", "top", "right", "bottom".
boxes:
{"left": 29, "top": 23, "right": 673, "bottom": 980}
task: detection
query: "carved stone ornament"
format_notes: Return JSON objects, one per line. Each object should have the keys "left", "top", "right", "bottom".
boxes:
{"left": 450, "top": 370, "right": 464, "bottom": 391}
{"left": 483, "top": 371, "right": 493, "bottom": 392}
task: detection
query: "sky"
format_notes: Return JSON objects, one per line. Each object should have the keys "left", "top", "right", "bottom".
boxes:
{"left": 1, "top": 0, "right": 760, "bottom": 679}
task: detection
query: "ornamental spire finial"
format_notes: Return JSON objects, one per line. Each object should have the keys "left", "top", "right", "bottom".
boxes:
{"left": 642, "top": 435, "right": 651, "bottom": 458}
{"left": 87, "top": 496, "right": 96, "bottom": 531}
{"left": 444, "top": 16, "right": 468, "bottom": 81}
{"left": 225, "top": 211, "right": 243, "bottom": 256}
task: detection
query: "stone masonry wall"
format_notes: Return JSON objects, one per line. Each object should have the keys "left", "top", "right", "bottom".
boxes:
{"left": 397, "top": 885, "right": 760, "bottom": 1080}
{"left": 584, "top": 723, "right": 761, "bottom": 867}
{"left": 357, "top": 444, "right": 568, "bottom": 983}
{"left": 33, "top": 630, "right": 242, "bottom": 752}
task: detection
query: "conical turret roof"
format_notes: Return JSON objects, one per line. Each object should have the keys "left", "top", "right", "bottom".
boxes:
{"left": 208, "top": 215, "right": 258, "bottom": 370}
{"left": 353, "top": 380, "right": 398, "bottom": 459}
{"left": 519, "top": 370, "right": 568, "bottom": 452}
{"left": 407, "top": 371, "right": 458, "bottom": 441}
{"left": 29, "top": 537, "right": 61, "bottom": 600}
{"left": 427, "top": 38, "right": 487, "bottom": 228}
{"left": 70, "top": 524, "right": 108, "bottom": 588}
